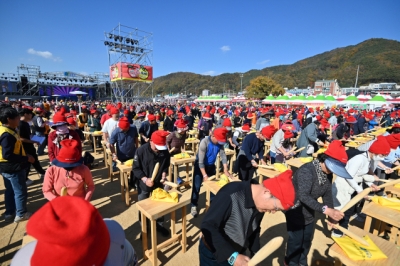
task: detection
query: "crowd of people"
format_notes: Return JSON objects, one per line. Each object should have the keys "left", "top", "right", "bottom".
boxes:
{"left": 1, "top": 98, "right": 399, "bottom": 265}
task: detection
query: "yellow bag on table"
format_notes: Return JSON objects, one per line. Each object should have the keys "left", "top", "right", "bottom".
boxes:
{"left": 273, "top": 163, "right": 288, "bottom": 172}
{"left": 150, "top": 188, "right": 179, "bottom": 203}
{"left": 316, "top": 148, "right": 326, "bottom": 154}
{"left": 217, "top": 174, "right": 230, "bottom": 187}
{"left": 371, "top": 196, "right": 400, "bottom": 211}
{"left": 174, "top": 152, "right": 190, "bottom": 159}
{"left": 93, "top": 131, "right": 102, "bottom": 135}
{"left": 394, "top": 183, "right": 400, "bottom": 188}
{"left": 332, "top": 235, "right": 387, "bottom": 260}
{"left": 300, "top": 157, "right": 313, "bottom": 163}
{"left": 124, "top": 159, "right": 134, "bottom": 166}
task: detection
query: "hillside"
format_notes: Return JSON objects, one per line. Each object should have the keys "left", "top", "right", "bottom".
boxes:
{"left": 152, "top": 38, "right": 400, "bottom": 96}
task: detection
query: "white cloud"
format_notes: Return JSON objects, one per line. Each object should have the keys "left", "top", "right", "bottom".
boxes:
{"left": 202, "top": 71, "right": 216, "bottom": 76}
{"left": 27, "top": 48, "right": 62, "bottom": 62}
{"left": 257, "top": 59, "right": 270, "bottom": 65}
{"left": 220, "top": 46, "right": 230, "bottom": 52}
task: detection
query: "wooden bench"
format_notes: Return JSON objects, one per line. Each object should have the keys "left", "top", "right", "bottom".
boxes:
{"left": 257, "top": 167, "right": 281, "bottom": 184}
{"left": 185, "top": 138, "right": 200, "bottom": 154}
{"left": 168, "top": 156, "right": 195, "bottom": 189}
{"left": 82, "top": 131, "right": 103, "bottom": 154}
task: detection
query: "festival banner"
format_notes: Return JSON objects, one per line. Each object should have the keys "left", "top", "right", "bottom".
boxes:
{"left": 110, "top": 63, "right": 153, "bottom": 83}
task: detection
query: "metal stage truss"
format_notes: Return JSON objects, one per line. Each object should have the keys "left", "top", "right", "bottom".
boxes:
{"left": 104, "top": 23, "right": 153, "bottom": 102}
{"left": 0, "top": 64, "right": 110, "bottom": 98}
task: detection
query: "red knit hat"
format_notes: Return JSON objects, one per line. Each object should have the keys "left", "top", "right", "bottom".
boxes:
{"left": 392, "top": 123, "right": 400, "bottom": 129}
{"left": 167, "top": 110, "right": 174, "bottom": 116}
{"left": 176, "top": 119, "right": 188, "bottom": 131}
{"left": 284, "top": 131, "right": 294, "bottom": 139}
{"left": 52, "top": 139, "right": 83, "bottom": 167}
{"left": 66, "top": 116, "right": 76, "bottom": 126}
{"left": 281, "top": 122, "right": 294, "bottom": 131}
{"left": 110, "top": 107, "right": 119, "bottom": 115}
{"left": 345, "top": 116, "right": 357, "bottom": 124}
{"left": 242, "top": 124, "right": 250, "bottom": 132}
{"left": 203, "top": 112, "right": 212, "bottom": 120}
{"left": 22, "top": 197, "right": 110, "bottom": 266}
{"left": 118, "top": 117, "right": 130, "bottom": 131}
{"left": 247, "top": 112, "right": 254, "bottom": 119}
{"left": 385, "top": 134, "right": 400, "bottom": 149}
{"left": 369, "top": 136, "right": 391, "bottom": 155}
{"left": 148, "top": 114, "right": 156, "bottom": 121}
{"left": 151, "top": 130, "right": 170, "bottom": 150}
{"left": 213, "top": 127, "right": 227, "bottom": 144}
{"left": 324, "top": 140, "right": 348, "bottom": 164}
{"left": 261, "top": 125, "right": 277, "bottom": 140}
{"left": 123, "top": 109, "right": 129, "bottom": 115}
{"left": 222, "top": 118, "right": 232, "bottom": 130}
{"left": 263, "top": 170, "right": 295, "bottom": 210}
{"left": 117, "top": 102, "right": 122, "bottom": 109}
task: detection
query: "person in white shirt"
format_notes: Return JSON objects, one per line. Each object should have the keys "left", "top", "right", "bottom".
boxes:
{"left": 331, "top": 136, "right": 389, "bottom": 237}
{"left": 102, "top": 107, "right": 119, "bottom": 145}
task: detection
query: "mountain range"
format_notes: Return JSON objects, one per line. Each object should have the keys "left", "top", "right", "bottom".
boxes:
{"left": 152, "top": 38, "right": 400, "bottom": 96}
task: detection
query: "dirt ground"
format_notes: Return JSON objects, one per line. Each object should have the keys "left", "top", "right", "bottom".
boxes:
{"left": 0, "top": 144, "right": 364, "bottom": 266}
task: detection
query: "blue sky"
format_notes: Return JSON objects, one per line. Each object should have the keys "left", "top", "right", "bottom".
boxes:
{"left": 0, "top": 0, "right": 399, "bottom": 79}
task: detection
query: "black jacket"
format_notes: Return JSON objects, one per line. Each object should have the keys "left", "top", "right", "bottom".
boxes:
{"left": 132, "top": 143, "right": 171, "bottom": 192}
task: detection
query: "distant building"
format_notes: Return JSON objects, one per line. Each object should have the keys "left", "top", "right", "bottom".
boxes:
{"left": 202, "top": 89, "right": 210, "bottom": 96}
{"left": 368, "top": 83, "right": 397, "bottom": 90}
{"left": 314, "top": 79, "right": 340, "bottom": 95}
{"left": 341, "top": 88, "right": 359, "bottom": 95}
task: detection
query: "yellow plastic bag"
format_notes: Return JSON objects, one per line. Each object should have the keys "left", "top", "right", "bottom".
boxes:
{"left": 93, "top": 131, "right": 102, "bottom": 135}
{"left": 394, "top": 183, "right": 400, "bottom": 188}
{"left": 371, "top": 196, "right": 400, "bottom": 211}
{"left": 316, "top": 148, "right": 326, "bottom": 154}
{"left": 217, "top": 174, "right": 230, "bottom": 187}
{"left": 273, "top": 163, "right": 288, "bottom": 172}
{"left": 333, "top": 234, "right": 387, "bottom": 260}
{"left": 300, "top": 157, "right": 313, "bottom": 163}
{"left": 150, "top": 188, "right": 179, "bottom": 203}
{"left": 174, "top": 152, "right": 191, "bottom": 159}
{"left": 124, "top": 159, "right": 134, "bottom": 166}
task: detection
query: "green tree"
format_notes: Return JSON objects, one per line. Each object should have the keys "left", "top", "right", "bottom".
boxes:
{"left": 244, "top": 76, "right": 285, "bottom": 99}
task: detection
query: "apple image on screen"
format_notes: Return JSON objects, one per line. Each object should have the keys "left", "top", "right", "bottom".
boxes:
{"left": 128, "top": 65, "right": 139, "bottom": 78}
{"left": 139, "top": 66, "right": 149, "bottom": 80}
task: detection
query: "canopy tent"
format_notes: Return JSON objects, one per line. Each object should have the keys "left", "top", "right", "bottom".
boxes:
{"left": 342, "top": 94, "right": 360, "bottom": 105}
{"left": 367, "top": 93, "right": 387, "bottom": 108}
{"left": 337, "top": 94, "right": 347, "bottom": 101}
{"left": 231, "top": 96, "right": 246, "bottom": 102}
{"left": 194, "top": 96, "right": 231, "bottom": 103}
{"left": 274, "top": 94, "right": 290, "bottom": 104}
{"left": 262, "top": 94, "right": 276, "bottom": 104}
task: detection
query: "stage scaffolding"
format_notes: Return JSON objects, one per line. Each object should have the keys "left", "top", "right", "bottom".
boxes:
{"left": 0, "top": 64, "right": 110, "bottom": 98}
{"left": 104, "top": 23, "right": 153, "bottom": 102}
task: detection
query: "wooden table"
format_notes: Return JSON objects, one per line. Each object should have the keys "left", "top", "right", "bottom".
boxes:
{"left": 185, "top": 138, "right": 200, "bottom": 153}
{"left": 116, "top": 163, "right": 137, "bottom": 206}
{"left": 202, "top": 180, "right": 223, "bottom": 212}
{"left": 264, "top": 141, "right": 271, "bottom": 156}
{"left": 168, "top": 156, "right": 195, "bottom": 187}
{"left": 257, "top": 167, "right": 281, "bottom": 183}
{"left": 105, "top": 149, "right": 120, "bottom": 181}
{"left": 328, "top": 225, "right": 400, "bottom": 266}
{"left": 137, "top": 192, "right": 190, "bottom": 266}
{"left": 202, "top": 178, "right": 240, "bottom": 212}
{"left": 187, "top": 130, "right": 198, "bottom": 139}
{"left": 285, "top": 158, "right": 305, "bottom": 171}
{"left": 362, "top": 201, "right": 400, "bottom": 244}
{"left": 385, "top": 185, "right": 400, "bottom": 198}
{"left": 82, "top": 131, "right": 103, "bottom": 154}
{"left": 216, "top": 149, "right": 236, "bottom": 178}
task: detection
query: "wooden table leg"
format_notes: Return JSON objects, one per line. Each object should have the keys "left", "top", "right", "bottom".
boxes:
{"left": 216, "top": 156, "right": 220, "bottom": 179}
{"left": 174, "top": 165, "right": 178, "bottom": 184}
{"left": 151, "top": 219, "right": 158, "bottom": 266}
{"left": 123, "top": 172, "right": 131, "bottom": 206}
{"left": 229, "top": 155, "right": 233, "bottom": 173}
{"left": 205, "top": 189, "right": 210, "bottom": 212}
{"left": 181, "top": 206, "right": 187, "bottom": 253}
{"left": 168, "top": 164, "right": 172, "bottom": 182}
{"left": 93, "top": 136, "right": 98, "bottom": 154}
{"left": 185, "top": 163, "right": 189, "bottom": 181}
{"left": 389, "top": 226, "right": 399, "bottom": 244}
{"left": 120, "top": 171, "right": 125, "bottom": 201}
{"left": 141, "top": 213, "right": 148, "bottom": 260}
{"left": 171, "top": 210, "right": 176, "bottom": 236}
{"left": 373, "top": 219, "right": 381, "bottom": 236}
{"left": 364, "top": 216, "right": 372, "bottom": 233}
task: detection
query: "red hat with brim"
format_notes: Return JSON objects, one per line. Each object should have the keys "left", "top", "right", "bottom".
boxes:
{"left": 151, "top": 130, "right": 170, "bottom": 150}
{"left": 52, "top": 139, "right": 83, "bottom": 168}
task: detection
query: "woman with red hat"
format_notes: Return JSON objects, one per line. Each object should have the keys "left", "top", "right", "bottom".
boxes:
{"left": 331, "top": 136, "right": 388, "bottom": 237}
{"left": 285, "top": 140, "right": 348, "bottom": 266}
{"left": 43, "top": 139, "right": 95, "bottom": 201}
{"left": 197, "top": 112, "right": 213, "bottom": 140}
